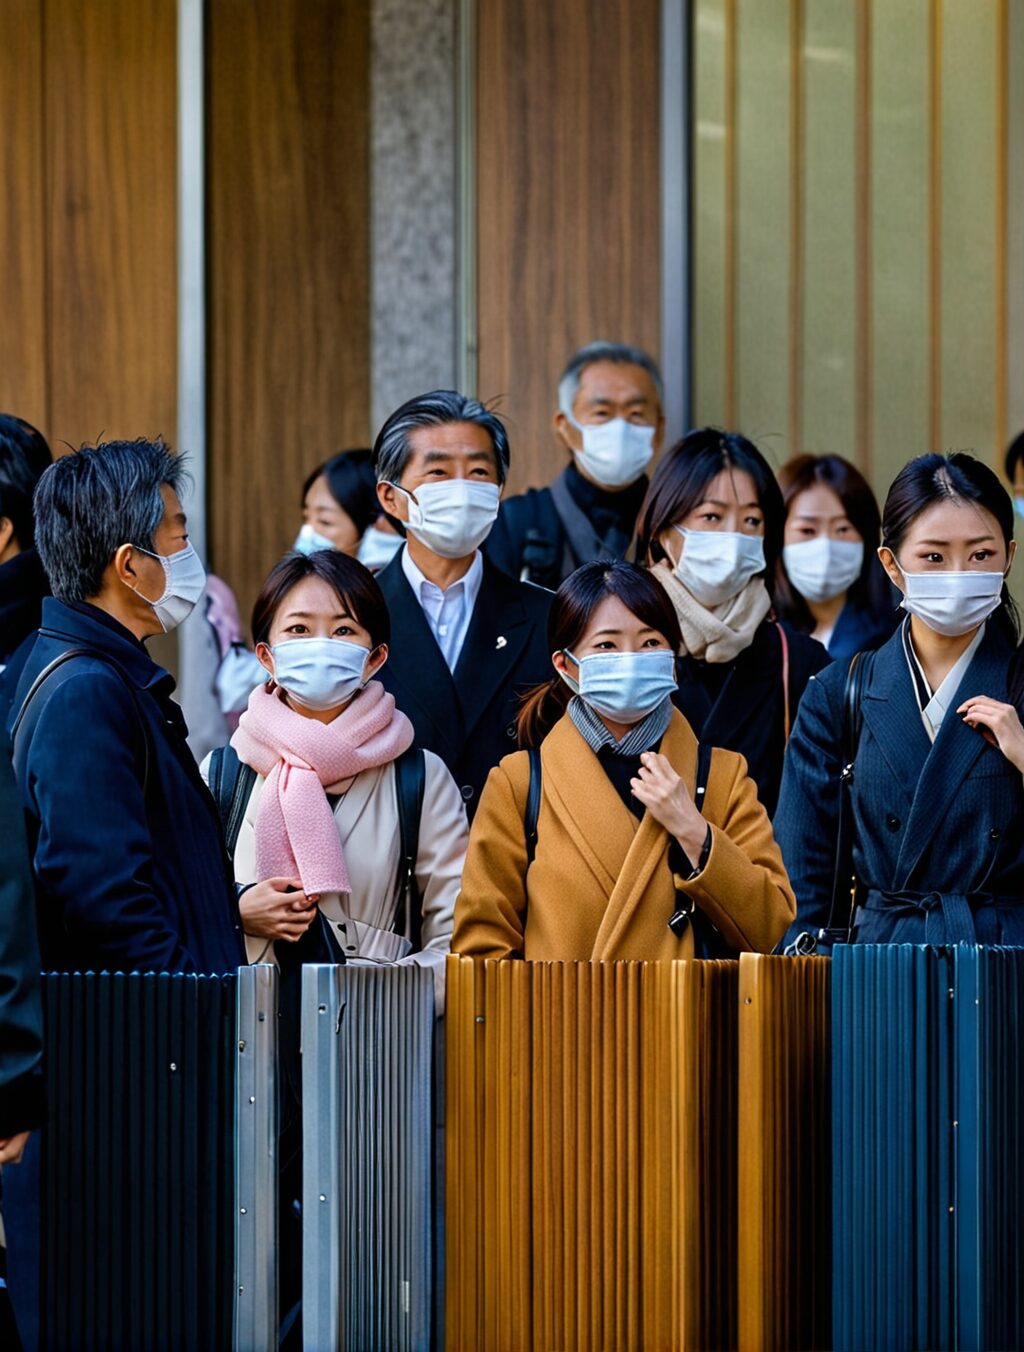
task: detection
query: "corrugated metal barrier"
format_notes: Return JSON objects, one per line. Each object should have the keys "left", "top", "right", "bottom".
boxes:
{"left": 301, "top": 962, "right": 436, "bottom": 1352}
{"left": 38, "top": 968, "right": 278, "bottom": 1352}
{"left": 832, "top": 943, "right": 1024, "bottom": 1352}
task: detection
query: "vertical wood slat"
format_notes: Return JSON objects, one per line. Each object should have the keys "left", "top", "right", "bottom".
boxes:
{"left": 207, "top": 0, "right": 371, "bottom": 617}
{"left": 738, "top": 954, "right": 831, "bottom": 1352}
{"left": 0, "top": 0, "right": 47, "bottom": 432}
{"left": 475, "top": 0, "right": 661, "bottom": 495}
{"left": 45, "top": 0, "right": 178, "bottom": 450}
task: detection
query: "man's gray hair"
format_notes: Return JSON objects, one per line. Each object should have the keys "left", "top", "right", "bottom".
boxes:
{"left": 34, "top": 439, "right": 189, "bottom": 602}
{"left": 372, "top": 389, "right": 511, "bottom": 485}
{"left": 557, "top": 341, "right": 664, "bottom": 418}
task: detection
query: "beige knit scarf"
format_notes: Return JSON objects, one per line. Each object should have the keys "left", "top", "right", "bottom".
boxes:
{"left": 652, "top": 560, "right": 772, "bottom": 663}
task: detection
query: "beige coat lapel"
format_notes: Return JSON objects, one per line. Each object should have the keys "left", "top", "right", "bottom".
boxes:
{"left": 590, "top": 713, "right": 699, "bottom": 961}
{"left": 542, "top": 716, "right": 640, "bottom": 896}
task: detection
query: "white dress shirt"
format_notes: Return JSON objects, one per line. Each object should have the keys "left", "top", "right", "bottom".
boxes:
{"left": 401, "top": 544, "right": 484, "bottom": 672}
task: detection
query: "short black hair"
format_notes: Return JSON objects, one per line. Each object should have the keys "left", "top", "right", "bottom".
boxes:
{"left": 34, "top": 439, "right": 187, "bottom": 602}
{"left": 251, "top": 549, "right": 391, "bottom": 650}
{"left": 0, "top": 414, "right": 53, "bottom": 550}
{"left": 1004, "top": 430, "right": 1024, "bottom": 484}
{"left": 302, "top": 449, "right": 379, "bottom": 535}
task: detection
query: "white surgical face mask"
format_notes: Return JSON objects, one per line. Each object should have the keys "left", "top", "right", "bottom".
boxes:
{"left": 782, "top": 537, "right": 864, "bottom": 604}
{"left": 294, "top": 523, "right": 335, "bottom": 555}
{"left": 392, "top": 479, "right": 501, "bottom": 559}
{"left": 560, "top": 648, "right": 677, "bottom": 724}
{"left": 130, "top": 542, "right": 207, "bottom": 633}
{"left": 270, "top": 636, "right": 372, "bottom": 711}
{"left": 673, "top": 527, "right": 765, "bottom": 607}
{"left": 569, "top": 416, "right": 655, "bottom": 489}
{"left": 897, "top": 565, "right": 1005, "bottom": 638}
{"left": 357, "top": 526, "right": 403, "bottom": 571}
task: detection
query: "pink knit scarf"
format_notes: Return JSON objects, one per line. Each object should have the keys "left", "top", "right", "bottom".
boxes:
{"left": 231, "top": 680, "right": 414, "bottom": 895}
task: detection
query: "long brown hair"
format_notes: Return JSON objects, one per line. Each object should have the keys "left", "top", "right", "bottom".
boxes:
{"left": 517, "top": 560, "right": 683, "bottom": 747}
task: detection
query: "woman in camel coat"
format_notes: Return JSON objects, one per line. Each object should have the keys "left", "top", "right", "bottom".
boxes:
{"left": 452, "top": 561, "right": 795, "bottom": 961}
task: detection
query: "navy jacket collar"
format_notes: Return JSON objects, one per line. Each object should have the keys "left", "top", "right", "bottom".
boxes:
{"left": 39, "top": 598, "right": 173, "bottom": 694}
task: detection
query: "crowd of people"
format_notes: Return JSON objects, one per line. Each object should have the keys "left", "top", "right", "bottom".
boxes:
{"left": 2, "top": 342, "right": 1024, "bottom": 1344}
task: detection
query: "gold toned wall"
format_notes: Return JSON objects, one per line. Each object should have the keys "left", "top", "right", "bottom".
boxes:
{"left": 693, "top": 0, "right": 1011, "bottom": 497}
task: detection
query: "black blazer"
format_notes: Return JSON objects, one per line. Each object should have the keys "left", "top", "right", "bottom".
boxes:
{"left": 375, "top": 551, "right": 552, "bottom": 817}
{"left": 673, "top": 619, "right": 829, "bottom": 817}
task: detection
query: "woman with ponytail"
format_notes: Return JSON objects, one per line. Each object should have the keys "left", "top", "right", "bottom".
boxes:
{"left": 452, "top": 561, "right": 794, "bottom": 961}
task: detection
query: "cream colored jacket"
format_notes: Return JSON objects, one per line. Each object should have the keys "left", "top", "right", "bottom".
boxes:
{"left": 201, "top": 750, "right": 467, "bottom": 1008}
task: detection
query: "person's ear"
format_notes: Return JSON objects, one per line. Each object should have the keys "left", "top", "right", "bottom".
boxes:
{"left": 363, "top": 642, "right": 388, "bottom": 682}
{"left": 877, "top": 545, "right": 904, "bottom": 591}
{"left": 552, "top": 649, "right": 576, "bottom": 679}
{"left": 255, "top": 642, "right": 276, "bottom": 683}
{"left": 0, "top": 517, "right": 15, "bottom": 556}
{"left": 553, "top": 411, "right": 578, "bottom": 454}
{"left": 113, "top": 542, "right": 141, "bottom": 588}
{"left": 1006, "top": 539, "right": 1017, "bottom": 576}
{"left": 376, "top": 481, "right": 409, "bottom": 523}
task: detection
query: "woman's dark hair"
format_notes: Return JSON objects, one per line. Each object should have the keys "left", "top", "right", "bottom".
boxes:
{"left": 1003, "top": 430, "right": 1024, "bottom": 484}
{"left": 302, "top": 449, "right": 379, "bottom": 535}
{"left": 517, "top": 560, "right": 683, "bottom": 747}
{"left": 774, "top": 453, "right": 892, "bottom": 629}
{"left": 635, "top": 426, "right": 785, "bottom": 586}
{"left": 882, "top": 451, "right": 1019, "bottom": 640}
{"left": 0, "top": 413, "right": 52, "bottom": 550}
{"left": 252, "top": 549, "right": 391, "bottom": 650}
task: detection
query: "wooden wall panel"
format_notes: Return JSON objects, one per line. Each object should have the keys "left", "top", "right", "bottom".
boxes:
{"left": 45, "top": 0, "right": 178, "bottom": 450}
{"left": 476, "top": 0, "right": 662, "bottom": 495}
{"left": 0, "top": 0, "right": 47, "bottom": 433}
{"left": 208, "top": 0, "right": 371, "bottom": 617}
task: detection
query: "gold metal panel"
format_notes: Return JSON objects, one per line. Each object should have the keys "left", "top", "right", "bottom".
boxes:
{"left": 735, "top": 0, "right": 792, "bottom": 458}
{"left": 870, "top": 0, "right": 931, "bottom": 491}
{"left": 939, "top": 0, "right": 1000, "bottom": 463}
{"left": 694, "top": 0, "right": 730, "bottom": 426}
{"left": 800, "top": 0, "right": 858, "bottom": 459}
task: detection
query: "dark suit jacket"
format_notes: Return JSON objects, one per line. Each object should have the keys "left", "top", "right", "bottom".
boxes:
{"left": 777, "top": 620, "right": 1024, "bottom": 948}
{"left": 0, "top": 730, "right": 44, "bottom": 1138}
{"left": 375, "top": 551, "right": 552, "bottom": 816}
{"left": 9, "top": 599, "right": 244, "bottom": 974}
{"left": 673, "top": 619, "right": 829, "bottom": 818}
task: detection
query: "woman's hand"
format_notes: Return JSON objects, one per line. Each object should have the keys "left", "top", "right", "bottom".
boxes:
{"left": 958, "top": 696, "right": 1024, "bottom": 772}
{"left": 240, "top": 876, "right": 319, "bottom": 942}
{"left": 631, "top": 751, "right": 708, "bottom": 862}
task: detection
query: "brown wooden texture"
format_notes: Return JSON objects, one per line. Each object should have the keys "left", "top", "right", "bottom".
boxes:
{"left": 207, "top": 0, "right": 371, "bottom": 618}
{"left": 45, "top": 0, "right": 178, "bottom": 450}
{"left": 475, "top": 0, "right": 662, "bottom": 495}
{"left": 0, "top": 0, "right": 47, "bottom": 432}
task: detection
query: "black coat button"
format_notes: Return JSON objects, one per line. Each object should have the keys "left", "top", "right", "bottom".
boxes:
{"left": 506, "top": 723, "right": 517, "bottom": 739}
{"left": 886, "top": 814, "right": 901, "bottom": 833}
{"left": 460, "top": 785, "right": 474, "bottom": 801}
{"left": 990, "top": 827, "right": 1002, "bottom": 841}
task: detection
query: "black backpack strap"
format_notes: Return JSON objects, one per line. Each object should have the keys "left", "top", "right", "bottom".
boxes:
{"left": 509, "top": 488, "right": 564, "bottom": 586}
{"left": 524, "top": 747, "right": 542, "bottom": 865}
{"left": 12, "top": 646, "right": 151, "bottom": 793}
{"left": 207, "top": 743, "right": 257, "bottom": 861}
{"left": 815, "top": 648, "right": 876, "bottom": 947}
{"left": 393, "top": 746, "right": 426, "bottom": 950}
{"left": 695, "top": 739, "right": 713, "bottom": 811}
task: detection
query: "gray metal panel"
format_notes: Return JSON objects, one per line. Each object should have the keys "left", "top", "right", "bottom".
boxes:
{"left": 455, "top": 0, "right": 478, "bottom": 396}
{"left": 234, "top": 964, "right": 279, "bottom": 1352}
{"left": 302, "top": 964, "right": 344, "bottom": 1351}
{"left": 661, "top": 0, "right": 692, "bottom": 444}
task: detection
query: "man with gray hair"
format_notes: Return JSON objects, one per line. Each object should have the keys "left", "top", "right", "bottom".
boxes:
{"left": 486, "top": 340, "right": 665, "bottom": 587}
{"left": 373, "top": 390, "right": 551, "bottom": 816}
{"left": 7, "top": 439, "right": 309, "bottom": 975}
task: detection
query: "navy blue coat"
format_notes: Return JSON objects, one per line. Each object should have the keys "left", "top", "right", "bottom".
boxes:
{"left": 673, "top": 619, "right": 830, "bottom": 818}
{"left": 777, "top": 620, "right": 1024, "bottom": 948}
{"left": 375, "top": 551, "right": 552, "bottom": 818}
{"left": 824, "top": 597, "right": 899, "bottom": 662}
{"left": 9, "top": 599, "right": 244, "bottom": 974}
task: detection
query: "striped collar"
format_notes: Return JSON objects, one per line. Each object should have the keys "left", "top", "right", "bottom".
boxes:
{"left": 567, "top": 695, "right": 672, "bottom": 756}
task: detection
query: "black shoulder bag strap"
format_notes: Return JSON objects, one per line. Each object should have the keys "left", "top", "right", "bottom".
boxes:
{"left": 207, "top": 743, "right": 258, "bottom": 860}
{"left": 524, "top": 747, "right": 542, "bottom": 865}
{"left": 393, "top": 746, "right": 426, "bottom": 951}
{"left": 672, "top": 741, "right": 735, "bottom": 958}
{"left": 12, "top": 646, "right": 151, "bottom": 792}
{"left": 790, "top": 648, "right": 876, "bottom": 954}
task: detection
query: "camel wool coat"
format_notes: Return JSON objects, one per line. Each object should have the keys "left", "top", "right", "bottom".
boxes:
{"left": 453, "top": 708, "right": 795, "bottom": 961}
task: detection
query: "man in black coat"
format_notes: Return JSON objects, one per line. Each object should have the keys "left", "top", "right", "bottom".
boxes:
{"left": 8, "top": 439, "right": 304, "bottom": 976}
{"left": 0, "top": 415, "right": 53, "bottom": 723}
{"left": 373, "top": 391, "right": 552, "bottom": 817}
{"left": 484, "top": 341, "right": 665, "bottom": 588}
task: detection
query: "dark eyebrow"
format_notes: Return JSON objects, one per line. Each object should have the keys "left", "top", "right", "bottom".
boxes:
{"left": 172, "top": 512, "right": 187, "bottom": 526}
{"left": 421, "top": 448, "right": 495, "bottom": 465}
{"left": 701, "top": 498, "right": 762, "bottom": 510}
{"left": 918, "top": 535, "right": 996, "bottom": 546}
{"left": 590, "top": 626, "right": 659, "bottom": 638}
{"left": 281, "top": 609, "right": 353, "bottom": 622}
